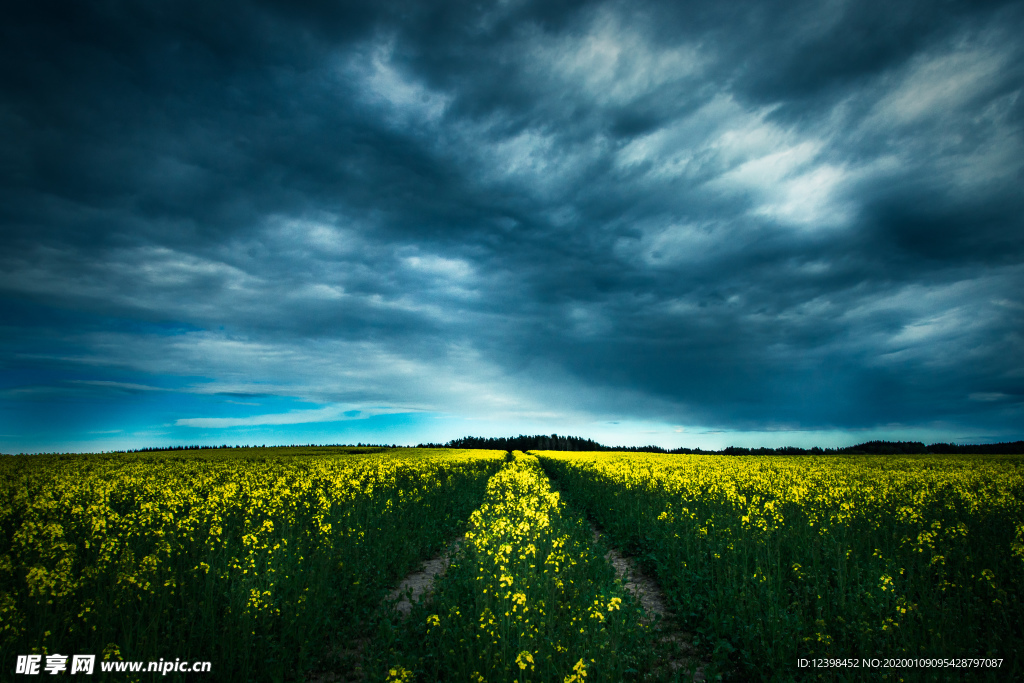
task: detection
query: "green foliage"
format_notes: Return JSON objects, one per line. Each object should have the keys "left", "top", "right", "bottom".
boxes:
{"left": 0, "top": 448, "right": 503, "bottom": 681}
{"left": 538, "top": 451, "right": 1024, "bottom": 682}
{"left": 10, "top": 445, "right": 1019, "bottom": 682}
{"left": 369, "top": 453, "right": 660, "bottom": 683}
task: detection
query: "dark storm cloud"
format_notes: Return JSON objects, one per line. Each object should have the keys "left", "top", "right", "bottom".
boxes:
{"left": 2, "top": 0, "right": 1023, "bottom": 448}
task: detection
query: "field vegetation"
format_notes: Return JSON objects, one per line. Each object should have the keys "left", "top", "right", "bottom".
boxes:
{"left": 371, "top": 453, "right": 660, "bottom": 682}
{"left": 0, "top": 447, "right": 503, "bottom": 681}
{"left": 537, "top": 451, "right": 1024, "bottom": 681}
{"left": 3, "top": 445, "right": 1022, "bottom": 682}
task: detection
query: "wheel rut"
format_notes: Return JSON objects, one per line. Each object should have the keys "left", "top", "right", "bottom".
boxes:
{"left": 533, "top": 451, "right": 710, "bottom": 682}
{"left": 306, "top": 534, "right": 468, "bottom": 682}
{"left": 314, "top": 455, "right": 712, "bottom": 682}
{"left": 588, "top": 522, "right": 708, "bottom": 682}
{"left": 386, "top": 534, "right": 464, "bottom": 616}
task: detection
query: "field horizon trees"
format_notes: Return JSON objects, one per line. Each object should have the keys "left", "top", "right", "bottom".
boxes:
{"left": 6, "top": 435, "right": 1024, "bottom": 458}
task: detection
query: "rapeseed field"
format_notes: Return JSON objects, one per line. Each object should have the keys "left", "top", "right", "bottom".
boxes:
{"left": 0, "top": 447, "right": 503, "bottom": 681}
{"left": 537, "top": 451, "right": 1024, "bottom": 681}
{"left": 371, "top": 453, "right": 658, "bottom": 683}
{"left": 4, "top": 447, "right": 1021, "bottom": 681}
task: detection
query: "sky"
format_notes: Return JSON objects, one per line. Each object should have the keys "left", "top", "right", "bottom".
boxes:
{"left": 2, "top": 0, "right": 1023, "bottom": 453}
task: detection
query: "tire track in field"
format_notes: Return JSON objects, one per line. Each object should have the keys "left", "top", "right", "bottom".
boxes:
{"left": 533, "top": 452, "right": 709, "bottom": 682}
{"left": 589, "top": 523, "right": 668, "bottom": 621}
{"left": 306, "top": 535, "right": 469, "bottom": 683}
{"left": 387, "top": 454, "right": 514, "bottom": 619}
{"left": 387, "top": 534, "right": 465, "bottom": 616}
{"left": 318, "top": 455, "right": 706, "bottom": 681}
{"left": 309, "top": 459, "right": 509, "bottom": 682}
{"left": 588, "top": 521, "right": 709, "bottom": 683}
{"left": 376, "top": 452, "right": 668, "bottom": 681}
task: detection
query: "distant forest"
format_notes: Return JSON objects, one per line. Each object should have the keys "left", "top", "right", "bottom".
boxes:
{"left": 29, "top": 436, "right": 1023, "bottom": 456}
{"left": 418, "top": 434, "right": 1024, "bottom": 455}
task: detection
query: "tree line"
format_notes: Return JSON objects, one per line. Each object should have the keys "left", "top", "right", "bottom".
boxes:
{"left": 416, "top": 434, "right": 1024, "bottom": 455}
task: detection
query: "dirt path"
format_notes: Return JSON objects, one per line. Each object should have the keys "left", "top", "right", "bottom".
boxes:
{"left": 387, "top": 535, "right": 464, "bottom": 616}
{"left": 589, "top": 522, "right": 708, "bottom": 682}
{"left": 305, "top": 535, "right": 465, "bottom": 682}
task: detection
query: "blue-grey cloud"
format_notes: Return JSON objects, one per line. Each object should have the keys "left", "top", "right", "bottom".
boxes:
{"left": 2, "top": 0, "right": 1022, "bottom": 450}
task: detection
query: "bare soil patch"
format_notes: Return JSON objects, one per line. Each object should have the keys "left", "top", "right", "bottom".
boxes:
{"left": 306, "top": 536, "right": 465, "bottom": 682}
{"left": 590, "top": 523, "right": 709, "bottom": 682}
{"left": 387, "top": 535, "right": 464, "bottom": 617}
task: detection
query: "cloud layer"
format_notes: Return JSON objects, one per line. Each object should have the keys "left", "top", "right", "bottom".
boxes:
{"left": 2, "top": 0, "right": 1023, "bottom": 451}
